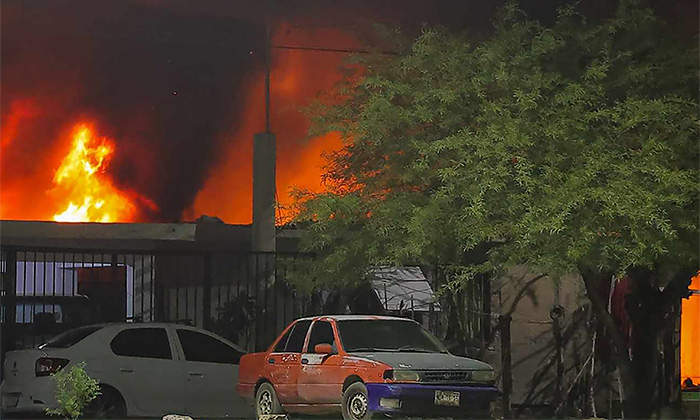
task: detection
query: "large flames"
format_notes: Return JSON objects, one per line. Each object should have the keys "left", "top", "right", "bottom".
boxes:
{"left": 681, "top": 274, "right": 700, "bottom": 386}
{"left": 1, "top": 20, "right": 353, "bottom": 225}
{"left": 50, "top": 124, "right": 137, "bottom": 223}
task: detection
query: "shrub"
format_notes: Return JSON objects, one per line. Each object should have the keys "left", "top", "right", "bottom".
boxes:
{"left": 46, "top": 362, "right": 101, "bottom": 420}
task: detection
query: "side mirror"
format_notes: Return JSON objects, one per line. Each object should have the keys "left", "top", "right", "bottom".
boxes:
{"left": 314, "top": 343, "right": 333, "bottom": 355}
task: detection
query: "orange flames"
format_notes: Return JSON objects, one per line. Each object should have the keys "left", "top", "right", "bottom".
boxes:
{"left": 3, "top": 22, "right": 355, "bottom": 225}
{"left": 681, "top": 273, "right": 700, "bottom": 386}
{"left": 50, "top": 123, "right": 138, "bottom": 223}
{"left": 1, "top": 117, "right": 148, "bottom": 223}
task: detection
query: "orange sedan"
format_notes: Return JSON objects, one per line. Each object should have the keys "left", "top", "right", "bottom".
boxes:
{"left": 237, "top": 315, "right": 499, "bottom": 420}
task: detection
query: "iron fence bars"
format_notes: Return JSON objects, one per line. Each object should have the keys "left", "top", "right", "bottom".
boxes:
{"left": 0, "top": 247, "right": 315, "bottom": 361}
{"left": 1, "top": 246, "right": 450, "bottom": 363}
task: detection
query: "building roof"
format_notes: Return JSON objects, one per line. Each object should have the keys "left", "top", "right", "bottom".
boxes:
{"left": 369, "top": 266, "right": 440, "bottom": 312}
{"left": 0, "top": 219, "right": 301, "bottom": 252}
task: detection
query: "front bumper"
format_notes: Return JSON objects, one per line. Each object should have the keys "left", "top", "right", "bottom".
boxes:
{"left": 366, "top": 383, "right": 499, "bottom": 416}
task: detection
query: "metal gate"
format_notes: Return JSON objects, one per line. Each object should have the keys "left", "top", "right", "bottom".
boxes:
{"left": 0, "top": 247, "right": 314, "bottom": 367}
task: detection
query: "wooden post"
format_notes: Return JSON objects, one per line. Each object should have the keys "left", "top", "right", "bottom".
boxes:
{"left": 384, "top": 283, "right": 388, "bottom": 311}
{"left": 552, "top": 307, "right": 564, "bottom": 408}
{"left": 499, "top": 314, "right": 513, "bottom": 419}
{"left": 411, "top": 295, "right": 415, "bottom": 320}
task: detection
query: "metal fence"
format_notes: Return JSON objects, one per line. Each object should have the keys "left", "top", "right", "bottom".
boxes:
{"left": 0, "top": 246, "right": 491, "bottom": 375}
{"left": 0, "top": 247, "right": 315, "bottom": 366}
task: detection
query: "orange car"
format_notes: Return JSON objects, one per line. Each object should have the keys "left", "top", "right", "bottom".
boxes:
{"left": 237, "top": 315, "right": 498, "bottom": 420}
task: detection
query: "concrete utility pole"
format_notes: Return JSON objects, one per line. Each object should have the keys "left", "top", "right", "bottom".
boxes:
{"left": 252, "top": 0, "right": 276, "bottom": 253}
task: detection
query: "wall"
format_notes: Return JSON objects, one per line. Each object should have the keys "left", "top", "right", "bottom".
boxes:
{"left": 489, "top": 266, "right": 589, "bottom": 405}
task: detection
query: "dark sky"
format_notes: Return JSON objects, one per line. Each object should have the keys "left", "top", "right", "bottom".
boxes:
{"left": 1, "top": 0, "right": 696, "bottom": 221}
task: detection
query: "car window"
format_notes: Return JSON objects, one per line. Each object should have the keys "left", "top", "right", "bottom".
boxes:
{"left": 39, "top": 326, "right": 103, "bottom": 349}
{"left": 273, "top": 325, "right": 293, "bottom": 352}
{"left": 285, "top": 320, "right": 311, "bottom": 353}
{"left": 177, "top": 329, "right": 243, "bottom": 364}
{"left": 337, "top": 320, "right": 447, "bottom": 353}
{"left": 306, "top": 321, "right": 335, "bottom": 352}
{"left": 110, "top": 327, "right": 172, "bottom": 359}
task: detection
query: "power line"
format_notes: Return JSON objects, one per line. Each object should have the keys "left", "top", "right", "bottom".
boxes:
{"left": 271, "top": 44, "right": 398, "bottom": 55}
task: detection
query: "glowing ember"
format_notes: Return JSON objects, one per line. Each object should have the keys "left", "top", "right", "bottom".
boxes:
{"left": 51, "top": 124, "right": 136, "bottom": 223}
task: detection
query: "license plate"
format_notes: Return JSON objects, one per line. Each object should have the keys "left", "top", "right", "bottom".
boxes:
{"left": 434, "top": 390, "right": 460, "bottom": 406}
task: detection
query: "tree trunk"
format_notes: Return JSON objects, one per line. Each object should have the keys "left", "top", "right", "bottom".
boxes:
{"left": 626, "top": 276, "right": 661, "bottom": 418}
{"left": 578, "top": 266, "right": 637, "bottom": 417}
{"left": 580, "top": 265, "right": 695, "bottom": 419}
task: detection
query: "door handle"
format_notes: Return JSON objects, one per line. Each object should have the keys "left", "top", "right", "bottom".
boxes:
{"left": 120, "top": 368, "right": 133, "bottom": 373}
{"left": 301, "top": 358, "right": 309, "bottom": 365}
{"left": 188, "top": 372, "right": 203, "bottom": 377}
{"left": 268, "top": 358, "right": 275, "bottom": 364}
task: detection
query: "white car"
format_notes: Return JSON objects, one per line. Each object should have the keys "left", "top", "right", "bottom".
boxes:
{"left": 1, "top": 322, "right": 255, "bottom": 418}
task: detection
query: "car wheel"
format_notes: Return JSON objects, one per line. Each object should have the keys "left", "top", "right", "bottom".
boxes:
{"left": 84, "top": 386, "right": 127, "bottom": 419}
{"left": 255, "top": 382, "right": 284, "bottom": 420}
{"left": 342, "top": 382, "right": 373, "bottom": 420}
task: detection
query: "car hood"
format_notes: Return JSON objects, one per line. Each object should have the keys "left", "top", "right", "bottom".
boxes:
{"left": 348, "top": 351, "right": 492, "bottom": 370}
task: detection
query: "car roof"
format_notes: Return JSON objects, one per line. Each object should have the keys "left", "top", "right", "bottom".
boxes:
{"left": 75, "top": 322, "right": 247, "bottom": 351}
{"left": 294, "top": 314, "right": 417, "bottom": 322}
{"left": 91, "top": 322, "right": 208, "bottom": 329}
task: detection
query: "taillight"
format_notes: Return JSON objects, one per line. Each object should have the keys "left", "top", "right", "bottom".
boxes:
{"left": 35, "top": 357, "right": 69, "bottom": 377}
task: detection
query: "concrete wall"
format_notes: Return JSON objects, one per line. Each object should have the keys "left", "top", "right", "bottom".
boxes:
{"left": 488, "top": 266, "right": 589, "bottom": 404}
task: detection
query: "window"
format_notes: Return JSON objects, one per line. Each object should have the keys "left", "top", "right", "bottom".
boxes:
{"left": 273, "top": 325, "right": 293, "bottom": 352}
{"left": 40, "top": 326, "right": 103, "bottom": 349}
{"left": 177, "top": 329, "right": 243, "bottom": 364}
{"left": 307, "top": 321, "right": 335, "bottom": 352}
{"left": 337, "top": 320, "right": 447, "bottom": 353}
{"left": 285, "top": 320, "right": 311, "bottom": 353}
{"left": 110, "top": 328, "right": 172, "bottom": 359}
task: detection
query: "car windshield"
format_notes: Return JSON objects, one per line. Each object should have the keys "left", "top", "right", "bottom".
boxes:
{"left": 39, "top": 326, "right": 103, "bottom": 349}
{"left": 337, "top": 320, "right": 447, "bottom": 353}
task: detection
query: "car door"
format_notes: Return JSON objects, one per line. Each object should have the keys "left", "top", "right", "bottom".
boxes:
{"left": 298, "top": 320, "right": 344, "bottom": 404}
{"left": 265, "top": 319, "right": 311, "bottom": 404}
{"left": 174, "top": 327, "right": 253, "bottom": 418}
{"left": 108, "top": 326, "right": 185, "bottom": 415}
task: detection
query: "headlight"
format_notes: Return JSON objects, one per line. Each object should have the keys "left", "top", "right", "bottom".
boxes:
{"left": 471, "top": 370, "right": 495, "bottom": 383}
{"left": 392, "top": 370, "right": 421, "bottom": 382}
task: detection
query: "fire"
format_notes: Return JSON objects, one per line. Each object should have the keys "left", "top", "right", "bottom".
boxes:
{"left": 189, "top": 23, "right": 353, "bottom": 223}
{"left": 51, "top": 124, "right": 137, "bottom": 223}
{"left": 681, "top": 273, "right": 700, "bottom": 387}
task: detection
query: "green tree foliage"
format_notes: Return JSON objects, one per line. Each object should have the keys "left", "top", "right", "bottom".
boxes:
{"left": 293, "top": 1, "right": 698, "bottom": 416}
{"left": 297, "top": 1, "right": 697, "bottom": 284}
{"left": 46, "top": 362, "right": 101, "bottom": 420}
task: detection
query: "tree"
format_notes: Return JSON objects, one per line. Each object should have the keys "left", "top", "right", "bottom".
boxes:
{"left": 293, "top": 1, "right": 698, "bottom": 417}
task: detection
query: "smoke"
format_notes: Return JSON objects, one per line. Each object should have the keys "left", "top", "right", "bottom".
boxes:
{"left": 2, "top": 0, "right": 695, "bottom": 223}
{"left": 1, "top": 0, "right": 264, "bottom": 222}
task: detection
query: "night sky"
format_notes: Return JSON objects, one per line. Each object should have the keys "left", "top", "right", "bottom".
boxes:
{"left": 1, "top": 0, "right": 696, "bottom": 221}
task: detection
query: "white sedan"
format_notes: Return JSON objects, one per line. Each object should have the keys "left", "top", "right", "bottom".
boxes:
{"left": 1, "top": 322, "right": 255, "bottom": 418}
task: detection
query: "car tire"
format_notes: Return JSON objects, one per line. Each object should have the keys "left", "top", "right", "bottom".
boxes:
{"left": 84, "top": 385, "right": 127, "bottom": 419}
{"left": 342, "top": 382, "right": 373, "bottom": 420}
{"left": 255, "top": 382, "right": 284, "bottom": 420}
